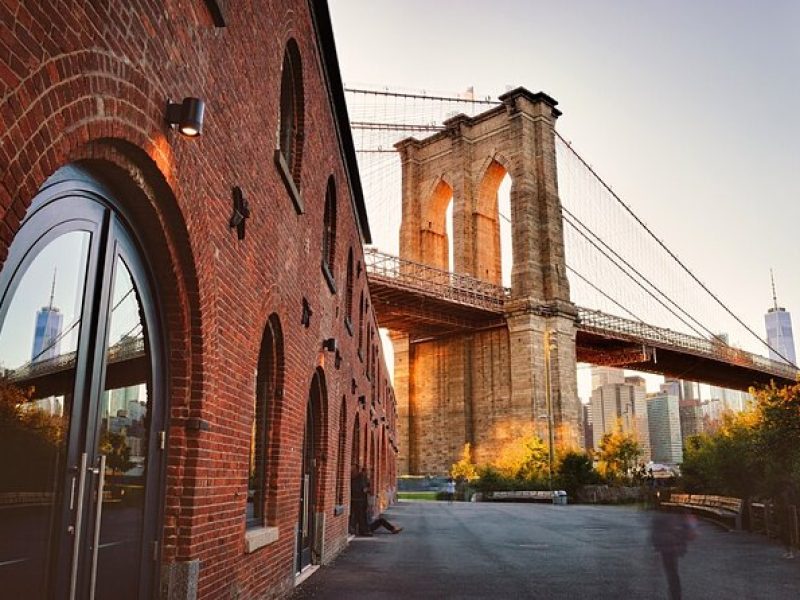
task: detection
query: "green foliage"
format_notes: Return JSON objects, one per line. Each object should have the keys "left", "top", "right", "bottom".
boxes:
{"left": 680, "top": 382, "right": 800, "bottom": 498}
{"left": 556, "top": 451, "right": 600, "bottom": 495}
{"left": 450, "top": 443, "right": 479, "bottom": 482}
{"left": 0, "top": 377, "right": 66, "bottom": 492}
{"left": 494, "top": 433, "right": 550, "bottom": 481}
{"left": 100, "top": 430, "right": 134, "bottom": 475}
{"left": 596, "top": 421, "right": 642, "bottom": 483}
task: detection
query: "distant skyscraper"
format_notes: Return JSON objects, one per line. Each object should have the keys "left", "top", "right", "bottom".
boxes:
{"left": 31, "top": 273, "right": 63, "bottom": 362}
{"left": 591, "top": 374, "right": 651, "bottom": 462}
{"left": 582, "top": 403, "right": 594, "bottom": 450}
{"left": 647, "top": 391, "right": 683, "bottom": 464}
{"left": 765, "top": 270, "right": 797, "bottom": 366}
{"left": 591, "top": 366, "right": 625, "bottom": 390}
{"left": 678, "top": 399, "right": 704, "bottom": 442}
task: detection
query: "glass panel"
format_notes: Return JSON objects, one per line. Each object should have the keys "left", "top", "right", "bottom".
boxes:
{"left": 94, "top": 256, "right": 149, "bottom": 600}
{"left": 0, "top": 230, "right": 91, "bottom": 598}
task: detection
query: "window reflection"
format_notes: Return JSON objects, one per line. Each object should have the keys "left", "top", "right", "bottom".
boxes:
{"left": 94, "top": 257, "right": 149, "bottom": 600}
{"left": 0, "top": 231, "right": 90, "bottom": 598}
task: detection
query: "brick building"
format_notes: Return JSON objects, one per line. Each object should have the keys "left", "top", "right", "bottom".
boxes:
{"left": 0, "top": 1, "right": 396, "bottom": 598}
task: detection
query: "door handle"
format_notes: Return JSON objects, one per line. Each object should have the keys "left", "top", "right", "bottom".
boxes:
{"left": 89, "top": 454, "right": 107, "bottom": 600}
{"left": 69, "top": 452, "right": 88, "bottom": 600}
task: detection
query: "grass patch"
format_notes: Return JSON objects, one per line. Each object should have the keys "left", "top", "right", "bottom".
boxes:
{"left": 398, "top": 491, "right": 438, "bottom": 501}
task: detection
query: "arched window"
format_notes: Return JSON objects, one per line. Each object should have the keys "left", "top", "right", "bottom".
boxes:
{"left": 366, "top": 325, "right": 372, "bottom": 379}
{"left": 344, "top": 248, "right": 354, "bottom": 333}
{"left": 336, "top": 398, "right": 347, "bottom": 507}
{"left": 298, "top": 368, "right": 327, "bottom": 571}
{"left": 0, "top": 166, "right": 167, "bottom": 597}
{"left": 357, "top": 291, "right": 364, "bottom": 359}
{"left": 276, "top": 38, "right": 304, "bottom": 214}
{"left": 321, "top": 177, "right": 337, "bottom": 292}
{"left": 248, "top": 314, "right": 284, "bottom": 527}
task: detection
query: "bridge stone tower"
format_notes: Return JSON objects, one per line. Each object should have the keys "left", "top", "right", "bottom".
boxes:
{"left": 391, "top": 88, "right": 582, "bottom": 475}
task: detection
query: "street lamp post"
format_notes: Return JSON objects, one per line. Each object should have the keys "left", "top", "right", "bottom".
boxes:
{"left": 543, "top": 330, "right": 556, "bottom": 491}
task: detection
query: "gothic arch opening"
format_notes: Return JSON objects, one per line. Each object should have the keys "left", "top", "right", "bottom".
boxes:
{"left": 476, "top": 160, "right": 513, "bottom": 287}
{"left": 420, "top": 178, "right": 453, "bottom": 272}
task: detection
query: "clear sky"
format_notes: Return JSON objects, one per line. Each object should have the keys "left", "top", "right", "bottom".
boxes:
{"left": 330, "top": 0, "right": 800, "bottom": 398}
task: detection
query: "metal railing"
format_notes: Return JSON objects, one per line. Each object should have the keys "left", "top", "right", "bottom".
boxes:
{"left": 6, "top": 336, "right": 146, "bottom": 382}
{"left": 364, "top": 248, "right": 509, "bottom": 312}
{"left": 577, "top": 308, "right": 798, "bottom": 380}
{"left": 364, "top": 250, "right": 798, "bottom": 380}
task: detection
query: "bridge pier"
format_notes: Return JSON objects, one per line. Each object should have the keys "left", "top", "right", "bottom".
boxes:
{"left": 505, "top": 305, "right": 582, "bottom": 452}
{"left": 389, "top": 88, "right": 583, "bottom": 475}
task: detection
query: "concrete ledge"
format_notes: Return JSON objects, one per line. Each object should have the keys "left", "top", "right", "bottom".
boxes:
{"left": 245, "top": 525, "right": 279, "bottom": 554}
{"left": 294, "top": 564, "right": 320, "bottom": 587}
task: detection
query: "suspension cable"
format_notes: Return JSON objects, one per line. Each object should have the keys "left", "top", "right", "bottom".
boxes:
{"left": 556, "top": 131, "right": 797, "bottom": 369}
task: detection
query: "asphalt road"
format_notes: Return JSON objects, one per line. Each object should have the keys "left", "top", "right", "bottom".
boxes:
{"left": 293, "top": 500, "right": 800, "bottom": 599}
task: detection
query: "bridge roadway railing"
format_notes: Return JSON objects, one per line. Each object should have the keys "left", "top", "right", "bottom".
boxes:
{"left": 363, "top": 249, "right": 797, "bottom": 381}
{"left": 577, "top": 308, "right": 798, "bottom": 380}
{"left": 6, "top": 336, "right": 145, "bottom": 383}
{"left": 364, "top": 248, "right": 509, "bottom": 312}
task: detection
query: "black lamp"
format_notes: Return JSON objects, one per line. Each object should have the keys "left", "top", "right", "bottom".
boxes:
{"left": 165, "top": 97, "right": 205, "bottom": 137}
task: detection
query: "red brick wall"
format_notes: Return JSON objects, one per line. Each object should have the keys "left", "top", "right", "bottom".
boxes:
{"left": 0, "top": 1, "right": 397, "bottom": 597}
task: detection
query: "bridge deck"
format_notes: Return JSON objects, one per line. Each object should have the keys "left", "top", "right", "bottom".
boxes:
{"left": 366, "top": 249, "right": 797, "bottom": 390}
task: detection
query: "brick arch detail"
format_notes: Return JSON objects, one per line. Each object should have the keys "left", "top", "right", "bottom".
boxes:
{"left": 2, "top": 123, "right": 207, "bottom": 563}
{"left": 0, "top": 48, "right": 178, "bottom": 265}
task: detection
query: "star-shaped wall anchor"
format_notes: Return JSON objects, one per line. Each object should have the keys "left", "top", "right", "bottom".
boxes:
{"left": 229, "top": 186, "right": 250, "bottom": 240}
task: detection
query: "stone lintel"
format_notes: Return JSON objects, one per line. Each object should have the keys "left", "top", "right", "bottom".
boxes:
{"left": 504, "top": 298, "right": 579, "bottom": 321}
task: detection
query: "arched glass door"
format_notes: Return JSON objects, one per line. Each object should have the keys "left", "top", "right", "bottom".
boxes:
{"left": 0, "top": 171, "right": 164, "bottom": 599}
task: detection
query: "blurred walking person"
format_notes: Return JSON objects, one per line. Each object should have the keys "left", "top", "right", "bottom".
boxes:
{"left": 650, "top": 509, "right": 697, "bottom": 600}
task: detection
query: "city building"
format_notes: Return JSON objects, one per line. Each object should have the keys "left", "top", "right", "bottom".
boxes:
{"left": 31, "top": 276, "right": 63, "bottom": 362}
{"left": 591, "top": 365, "right": 625, "bottom": 389}
{"left": 678, "top": 398, "right": 704, "bottom": 442}
{"left": 0, "top": 2, "right": 397, "bottom": 598}
{"left": 590, "top": 368, "right": 651, "bottom": 462}
{"left": 765, "top": 271, "right": 797, "bottom": 366}
{"left": 582, "top": 402, "right": 594, "bottom": 450}
{"left": 647, "top": 391, "right": 683, "bottom": 464}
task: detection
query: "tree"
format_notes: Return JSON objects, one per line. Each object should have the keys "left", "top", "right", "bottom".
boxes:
{"left": 596, "top": 420, "right": 642, "bottom": 483}
{"left": 556, "top": 451, "right": 599, "bottom": 496}
{"left": 450, "top": 443, "right": 479, "bottom": 482}
{"left": 100, "top": 430, "right": 134, "bottom": 475}
{"left": 679, "top": 383, "right": 800, "bottom": 499}
{"left": 0, "top": 377, "right": 65, "bottom": 492}
{"left": 753, "top": 381, "right": 800, "bottom": 495}
{"left": 494, "top": 433, "right": 549, "bottom": 482}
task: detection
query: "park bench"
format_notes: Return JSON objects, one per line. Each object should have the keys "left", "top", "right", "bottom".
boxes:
{"left": 661, "top": 493, "right": 742, "bottom": 530}
{"left": 486, "top": 490, "right": 564, "bottom": 503}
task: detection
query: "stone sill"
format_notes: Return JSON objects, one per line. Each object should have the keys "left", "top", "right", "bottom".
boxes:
{"left": 321, "top": 261, "right": 337, "bottom": 294}
{"left": 244, "top": 525, "right": 279, "bottom": 554}
{"left": 274, "top": 149, "right": 304, "bottom": 214}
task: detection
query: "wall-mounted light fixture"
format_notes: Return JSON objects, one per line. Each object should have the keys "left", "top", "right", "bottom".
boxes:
{"left": 165, "top": 97, "right": 205, "bottom": 137}
{"left": 322, "top": 338, "right": 337, "bottom": 352}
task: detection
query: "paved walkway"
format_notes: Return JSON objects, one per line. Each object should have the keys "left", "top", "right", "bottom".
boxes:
{"left": 294, "top": 500, "right": 800, "bottom": 599}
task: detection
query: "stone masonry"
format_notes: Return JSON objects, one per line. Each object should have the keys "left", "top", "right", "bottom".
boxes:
{"left": 391, "top": 88, "right": 582, "bottom": 475}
